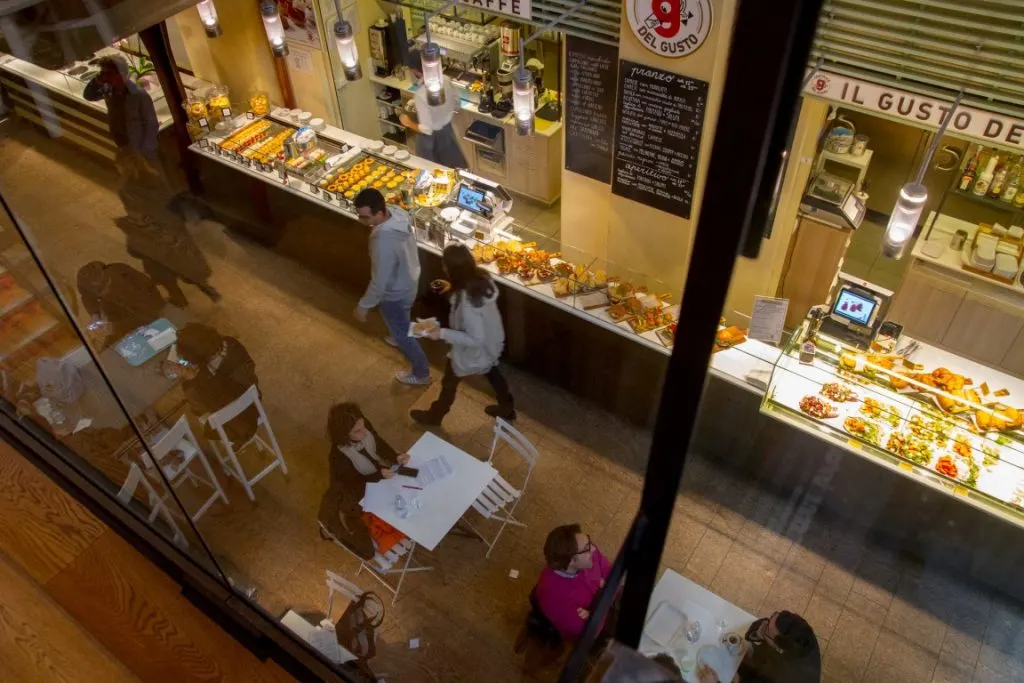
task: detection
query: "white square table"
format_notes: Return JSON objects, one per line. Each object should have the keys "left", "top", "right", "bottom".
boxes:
{"left": 359, "top": 431, "right": 497, "bottom": 552}
{"left": 640, "top": 568, "right": 756, "bottom": 683}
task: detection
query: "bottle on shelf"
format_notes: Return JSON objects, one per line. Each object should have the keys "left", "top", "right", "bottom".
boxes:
{"left": 990, "top": 158, "right": 1009, "bottom": 198}
{"left": 959, "top": 146, "right": 982, "bottom": 192}
{"left": 974, "top": 154, "right": 998, "bottom": 196}
{"left": 1002, "top": 158, "right": 1022, "bottom": 204}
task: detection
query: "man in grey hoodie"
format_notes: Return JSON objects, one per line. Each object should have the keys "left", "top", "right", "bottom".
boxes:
{"left": 353, "top": 189, "right": 431, "bottom": 385}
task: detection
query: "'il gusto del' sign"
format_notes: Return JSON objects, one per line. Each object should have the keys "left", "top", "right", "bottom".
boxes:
{"left": 461, "top": 0, "right": 531, "bottom": 20}
{"left": 805, "top": 70, "right": 1024, "bottom": 148}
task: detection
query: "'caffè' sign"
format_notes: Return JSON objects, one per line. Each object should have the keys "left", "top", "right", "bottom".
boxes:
{"left": 805, "top": 70, "right": 1024, "bottom": 149}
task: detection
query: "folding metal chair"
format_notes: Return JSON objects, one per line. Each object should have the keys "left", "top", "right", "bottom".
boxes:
{"left": 318, "top": 522, "right": 432, "bottom": 605}
{"left": 117, "top": 462, "right": 188, "bottom": 548}
{"left": 206, "top": 385, "right": 287, "bottom": 501}
{"left": 467, "top": 417, "right": 538, "bottom": 558}
{"left": 142, "top": 416, "right": 228, "bottom": 522}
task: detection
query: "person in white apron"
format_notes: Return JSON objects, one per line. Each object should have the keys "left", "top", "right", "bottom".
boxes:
{"left": 398, "top": 49, "right": 468, "bottom": 169}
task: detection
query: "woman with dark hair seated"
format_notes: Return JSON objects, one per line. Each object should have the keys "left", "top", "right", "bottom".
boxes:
{"left": 175, "top": 323, "right": 260, "bottom": 445}
{"left": 77, "top": 261, "right": 166, "bottom": 347}
{"left": 317, "top": 403, "right": 409, "bottom": 558}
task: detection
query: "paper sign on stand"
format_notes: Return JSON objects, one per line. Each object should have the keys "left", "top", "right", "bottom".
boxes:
{"left": 748, "top": 296, "right": 789, "bottom": 344}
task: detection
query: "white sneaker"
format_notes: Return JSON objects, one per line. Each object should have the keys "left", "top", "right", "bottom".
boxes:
{"left": 384, "top": 336, "right": 399, "bottom": 347}
{"left": 395, "top": 371, "right": 431, "bottom": 385}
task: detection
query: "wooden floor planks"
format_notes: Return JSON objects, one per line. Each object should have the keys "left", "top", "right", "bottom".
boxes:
{"left": 0, "top": 440, "right": 296, "bottom": 683}
{"left": 0, "top": 447, "right": 106, "bottom": 583}
{"left": 0, "top": 549, "right": 141, "bottom": 683}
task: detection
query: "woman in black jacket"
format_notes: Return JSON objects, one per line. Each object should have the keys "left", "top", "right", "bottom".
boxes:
{"left": 317, "top": 403, "right": 409, "bottom": 558}
{"left": 175, "top": 323, "right": 260, "bottom": 445}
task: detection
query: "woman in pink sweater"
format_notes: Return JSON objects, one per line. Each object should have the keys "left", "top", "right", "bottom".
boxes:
{"left": 535, "top": 524, "right": 612, "bottom": 642}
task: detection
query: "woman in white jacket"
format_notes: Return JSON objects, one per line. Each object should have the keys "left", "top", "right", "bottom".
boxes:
{"left": 411, "top": 244, "right": 515, "bottom": 426}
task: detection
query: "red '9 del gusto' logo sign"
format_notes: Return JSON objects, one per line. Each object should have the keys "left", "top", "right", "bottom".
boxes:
{"left": 626, "top": 0, "right": 712, "bottom": 58}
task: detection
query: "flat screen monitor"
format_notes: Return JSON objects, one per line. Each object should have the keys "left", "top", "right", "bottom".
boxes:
{"left": 455, "top": 184, "right": 487, "bottom": 215}
{"left": 831, "top": 286, "right": 879, "bottom": 328}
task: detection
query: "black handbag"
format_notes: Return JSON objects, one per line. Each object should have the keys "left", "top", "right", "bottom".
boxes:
{"left": 334, "top": 591, "right": 384, "bottom": 661}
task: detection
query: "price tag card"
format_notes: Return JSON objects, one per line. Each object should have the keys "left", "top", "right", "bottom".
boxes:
{"left": 322, "top": 190, "right": 333, "bottom": 202}
{"left": 310, "top": 183, "right": 319, "bottom": 195}
{"left": 198, "top": 117, "right": 209, "bottom": 129}
{"left": 246, "top": 111, "right": 255, "bottom": 120}
{"left": 748, "top": 296, "right": 789, "bottom": 344}
{"left": 222, "top": 107, "right": 232, "bottom": 118}
{"left": 953, "top": 485, "right": 969, "bottom": 497}
{"left": 198, "top": 138, "right": 209, "bottom": 150}
{"left": 898, "top": 462, "right": 913, "bottom": 473}
{"left": 244, "top": 158, "right": 253, "bottom": 168}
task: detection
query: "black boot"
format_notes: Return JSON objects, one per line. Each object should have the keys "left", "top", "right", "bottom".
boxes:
{"left": 485, "top": 404, "right": 516, "bottom": 421}
{"left": 410, "top": 409, "right": 444, "bottom": 426}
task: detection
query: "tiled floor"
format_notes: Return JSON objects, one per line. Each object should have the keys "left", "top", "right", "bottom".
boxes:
{"left": 842, "top": 219, "right": 911, "bottom": 292}
{"left": 2, "top": 119, "right": 1024, "bottom": 683}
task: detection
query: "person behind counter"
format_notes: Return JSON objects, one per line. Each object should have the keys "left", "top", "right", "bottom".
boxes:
{"left": 83, "top": 56, "right": 159, "bottom": 167}
{"left": 397, "top": 49, "right": 468, "bottom": 169}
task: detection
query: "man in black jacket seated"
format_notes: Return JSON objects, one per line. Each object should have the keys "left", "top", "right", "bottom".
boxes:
{"left": 737, "top": 610, "right": 820, "bottom": 683}
{"left": 696, "top": 610, "right": 820, "bottom": 683}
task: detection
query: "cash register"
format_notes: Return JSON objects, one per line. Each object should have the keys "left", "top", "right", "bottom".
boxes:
{"left": 448, "top": 171, "right": 514, "bottom": 241}
{"left": 818, "top": 273, "right": 893, "bottom": 350}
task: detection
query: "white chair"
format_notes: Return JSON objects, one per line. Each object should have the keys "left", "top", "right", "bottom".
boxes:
{"left": 206, "top": 385, "right": 287, "bottom": 501}
{"left": 142, "top": 416, "right": 228, "bottom": 523}
{"left": 318, "top": 522, "right": 432, "bottom": 605}
{"left": 468, "top": 417, "right": 538, "bottom": 558}
{"left": 117, "top": 462, "right": 188, "bottom": 548}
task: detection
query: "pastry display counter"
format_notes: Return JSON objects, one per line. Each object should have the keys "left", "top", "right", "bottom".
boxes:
{"left": 762, "top": 325, "right": 1024, "bottom": 530}
{"left": 188, "top": 112, "right": 777, "bottom": 413}
{"left": 889, "top": 212, "right": 1024, "bottom": 377}
{"left": 0, "top": 53, "right": 176, "bottom": 160}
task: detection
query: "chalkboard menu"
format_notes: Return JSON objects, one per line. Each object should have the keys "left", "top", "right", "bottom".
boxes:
{"left": 564, "top": 36, "right": 618, "bottom": 184}
{"left": 611, "top": 60, "right": 708, "bottom": 219}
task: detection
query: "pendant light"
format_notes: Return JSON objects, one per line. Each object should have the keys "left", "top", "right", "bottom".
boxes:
{"left": 333, "top": 19, "right": 361, "bottom": 81}
{"left": 881, "top": 89, "right": 963, "bottom": 260}
{"left": 882, "top": 183, "right": 928, "bottom": 259}
{"left": 512, "top": 67, "right": 534, "bottom": 136}
{"left": 260, "top": 0, "right": 289, "bottom": 57}
{"left": 511, "top": 0, "right": 588, "bottom": 136}
{"left": 196, "top": 0, "right": 222, "bottom": 38}
{"left": 421, "top": 42, "right": 445, "bottom": 106}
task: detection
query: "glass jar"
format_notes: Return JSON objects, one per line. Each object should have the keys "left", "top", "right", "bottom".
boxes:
{"left": 205, "top": 85, "right": 232, "bottom": 125}
{"left": 248, "top": 90, "right": 270, "bottom": 116}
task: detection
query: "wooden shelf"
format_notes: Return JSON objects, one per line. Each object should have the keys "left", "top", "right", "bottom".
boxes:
{"left": 952, "top": 188, "right": 1024, "bottom": 214}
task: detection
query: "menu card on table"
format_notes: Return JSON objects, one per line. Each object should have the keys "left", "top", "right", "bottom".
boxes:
{"left": 611, "top": 61, "right": 708, "bottom": 219}
{"left": 565, "top": 35, "right": 619, "bottom": 184}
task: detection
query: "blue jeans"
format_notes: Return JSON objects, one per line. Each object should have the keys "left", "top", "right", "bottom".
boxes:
{"left": 379, "top": 297, "right": 430, "bottom": 379}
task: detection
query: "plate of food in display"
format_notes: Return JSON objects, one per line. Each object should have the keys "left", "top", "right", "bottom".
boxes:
{"left": 886, "top": 432, "right": 933, "bottom": 467}
{"left": 821, "top": 382, "right": 859, "bottom": 403}
{"left": 799, "top": 395, "right": 838, "bottom": 420}
{"left": 974, "top": 405, "right": 1023, "bottom": 433}
{"left": 843, "top": 416, "right": 881, "bottom": 446}
{"left": 629, "top": 309, "right": 675, "bottom": 334}
{"left": 860, "top": 397, "right": 903, "bottom": 428}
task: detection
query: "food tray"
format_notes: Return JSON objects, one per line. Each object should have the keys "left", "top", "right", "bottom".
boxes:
{"left": 770, "top": 370, "right": 1024, "bottom": 508}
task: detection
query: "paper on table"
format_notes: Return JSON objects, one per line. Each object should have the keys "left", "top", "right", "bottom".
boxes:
{"left": 416, "top": 455, "right": 453, "bottom": 487}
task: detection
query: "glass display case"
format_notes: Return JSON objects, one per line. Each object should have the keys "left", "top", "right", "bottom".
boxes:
{"left": 762, "top": 323, "right": 1024, "bottom": 529}
{"left": 463, "top": 223, "right": 679, "bottom": 349}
